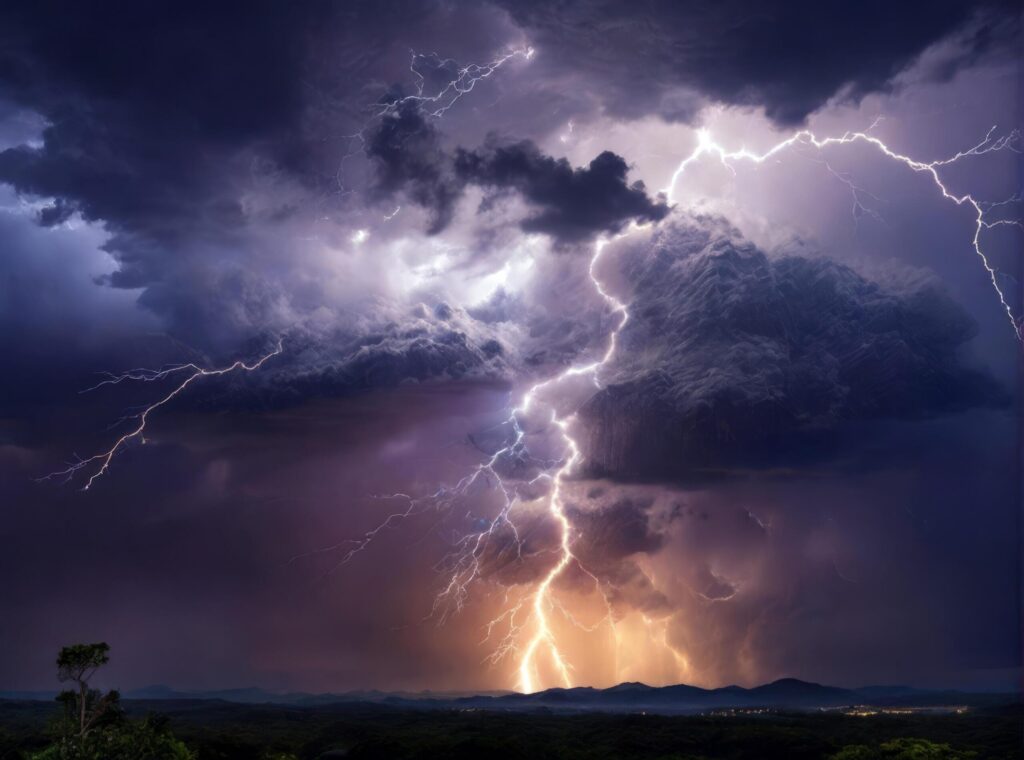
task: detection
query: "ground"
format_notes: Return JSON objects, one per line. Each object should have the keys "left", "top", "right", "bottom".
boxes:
{"left": 0, "top": 699, "right": 1021, "bottom": 759}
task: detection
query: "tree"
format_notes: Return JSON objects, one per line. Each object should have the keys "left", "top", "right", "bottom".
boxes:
{"left": 55, "top": 643, "right": 118, "bottom": 738}
{"left": 33, "top": 643, "right": 195, "bottom": 760}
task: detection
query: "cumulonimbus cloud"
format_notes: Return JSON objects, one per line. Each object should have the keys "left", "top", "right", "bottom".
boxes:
{"left": 579, "top": 215, "right": 1008, "bottom": 480}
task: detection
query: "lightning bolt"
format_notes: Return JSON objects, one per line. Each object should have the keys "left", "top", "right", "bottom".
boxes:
{"left": 393, "top": 46, "right": 535, "bottom": 119}
{"left": 505, "top": 121, "right": 1022, "bottom": 688}
{"left": 44, "top": 36, "right": 1020, "bottom": 694}
{"left": 664, "top": 124, "right": 1023, "bottom": 338}
{"left": 41, "top": 45, "right": 534, "bottom": 491}
{"left": 510, "top": 234, "right": 630, "bottom": 693}
{"left": 334, "top": 45, "right": 534, "bottom": 197}
{"left": 297, "top": 227, "right": 642, "bottom": 692}
{"left": 510, "top": 124, "right": 1022, "bottom": 688}
{"left": 40, "top": 341, "right": 283, "bottom": 491}
{"left": 317, "top": 121, "right": 1021, "bottom": 693}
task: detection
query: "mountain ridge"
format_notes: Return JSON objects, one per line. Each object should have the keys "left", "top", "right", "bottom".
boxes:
{"left": 3, "top": 677, "right": 1014, "bottom": 713}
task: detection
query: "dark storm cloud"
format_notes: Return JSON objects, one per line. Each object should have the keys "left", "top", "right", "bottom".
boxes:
{"left": 496, "top": 0, "right": 1019, "bottom": 125}
{"left": 0, "top": 0, "right": 1013, "bottom": 339}
{"left": 54, "top": 302, "right": 514, "bottom": 434}
{"left": 0, "top": 0, "right": 537, "bottom": 412}
{"left": 563, "top": 493, "right": 674, "bottom": 616}
{"left": 0, "top": 1, "right": 335, "bottom": 359}
{"left": 0, "top": 0, "right": 519, "bottom": 347}
{"left": 580, "top": 216, "right": 1007, "bottom": 480}
{"left": 365, "top": 101, "right": 668, "bottom": 243}
{"left": 0, "top": 1, "right": 512, "bottom": 243}
{"left": 0, "top": 192, "right": 164, "bottom": 442}
{"left": 0, "top": 1, "right": 323, "bottom": 241}
{"left": 600, "top": 559, "right": 673, "bottom": 617}
{"left": 465, "top": 488, "right": 676, "bottom": 615}
{"left": 0, "top": 0, "right": 1003, "bottom": 366}
{"left": 454, "top": 139, "right": 669, "bottom": 242}
{"left": 365, "top": 98, "right": 463, "bottom": 235}
{"left": 566, "top": 496, "right": 664, "bottom": 563}
{"left": 223, "top": 305, "right": 509, "bottom": 408}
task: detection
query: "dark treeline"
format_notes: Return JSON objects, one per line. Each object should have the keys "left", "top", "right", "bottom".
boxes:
{"left": 1, "top": 685, "right": 1021, "bottom": 759}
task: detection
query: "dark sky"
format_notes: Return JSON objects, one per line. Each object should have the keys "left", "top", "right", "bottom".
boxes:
{"left": 0, "top": 0, "right": 1021, "bottom": 694}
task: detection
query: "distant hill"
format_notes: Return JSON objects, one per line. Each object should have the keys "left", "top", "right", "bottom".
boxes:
{"left": 425, "top": 678, "right": 1016, "bottom": 713}
{"left": 438, "top": 678, "right": 863, "bottom": 712}
{"left": 118, "top": 685, "right": 516, "bottom": 705}
{"left": 2, "top": 679, "right": 1015, "bottom": 714}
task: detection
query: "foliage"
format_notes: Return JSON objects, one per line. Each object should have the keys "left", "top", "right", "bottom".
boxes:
{"left": 22, "top": 643, "right": 194, "bottom": 760}
{"left": 53, "top": 643, "right": 117, "bottom": 739}
{"left": 831, "top": 738, "right": 980, "bottom": 759}
{"left": 4, "top": 697, "right": 1018, "bottom": 760}
{"left": 29, "top": 715, "right": 194, "bottom": 760}
{"left": 56, "top": 645, "right": 110, "bottom": 687}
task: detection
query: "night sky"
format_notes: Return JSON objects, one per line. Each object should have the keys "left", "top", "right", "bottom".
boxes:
{"left": 0, "top": 1, "right": 1021, "bottom": 695}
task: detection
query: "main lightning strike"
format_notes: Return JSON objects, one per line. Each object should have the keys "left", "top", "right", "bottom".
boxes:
{"left": 665, "top": 125, "right": 1023, "bottom": 338}
{"left": 46, "top": 36, "right": 1021, "bottom": 693}
{"left": 294, "top": 228, "right": 637, "bottom": 692}
{"left": 41, "top": 341, "right": 283, "bottom": 491}
{"left": 336, "top": 121, "right": 1023, "bottom": 693}
{"left": 511, "top": 234, "right": 630, "bottom": 694}
{"left": 511, "top": 123, "right": 1022, "bottom": 689}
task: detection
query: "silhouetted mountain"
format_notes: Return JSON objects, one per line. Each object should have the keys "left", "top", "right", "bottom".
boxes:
{"left": 113, "top": 685, "right": 515, "bottom": 705}
{"left": 429, "top": 678, "right": 862, "bottom": 712}
{"left": 2, "top": 679, "right": 1013, "bottom": 714}
{"left": 393, "top": 679, "right": 1016, "bottom": 713}
{"left": 746, "top": 678, "right": 857, "bottom": 706}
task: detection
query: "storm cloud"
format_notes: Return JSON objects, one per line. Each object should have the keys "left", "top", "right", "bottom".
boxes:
{"left": 366, "top": 100, "right": 669, "bottom": 243}
{"left": 580, "top": 216, "right": 1007, "bottom": 479}
{"left": 0, "top": 0, "right": 1019, "bottom": 696}
{"left": 0, "top": 2, "right": 322, "bottom": 242}
{"left": 496, "top": 0, "right": 1019, "bottom": 125}
{"left": 0, "top": 0, "right": 1012, "bottom": 354}
{"left": 0, "top": 1, "right": 517, "bottom": 349}
{"left": 454, "top": 139, "right": 669, "bottom": 242}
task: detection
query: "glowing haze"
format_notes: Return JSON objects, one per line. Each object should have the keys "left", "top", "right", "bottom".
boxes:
{"left": 0, "top": 1, "right": 1020, "bottom": 695}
